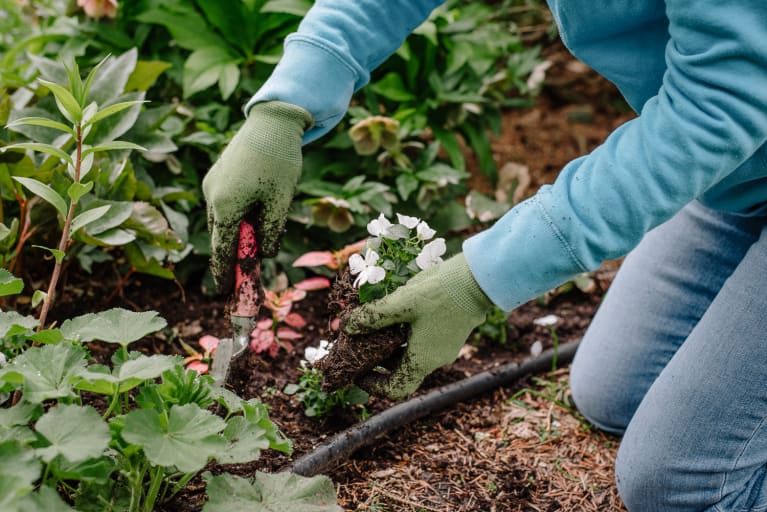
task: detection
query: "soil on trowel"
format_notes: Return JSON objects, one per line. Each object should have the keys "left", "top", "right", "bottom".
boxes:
{"left": 315, "top": 268, "right": 408, "bottom": 391}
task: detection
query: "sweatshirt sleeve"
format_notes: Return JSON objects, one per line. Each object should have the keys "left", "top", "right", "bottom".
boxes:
{"left": 246, "top": 0, "right": 445, "bottom": 143}
{"left": 464, "top": 0, "right": 767, "bottom": 311}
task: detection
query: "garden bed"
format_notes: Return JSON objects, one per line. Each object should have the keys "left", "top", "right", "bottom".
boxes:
{"left": 47, "top": 42, "right": 634, "bottom": 511}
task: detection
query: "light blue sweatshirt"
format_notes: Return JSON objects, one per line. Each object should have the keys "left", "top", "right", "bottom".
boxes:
{"left": 249, "top": 0, "right": 767, "bottom": 311}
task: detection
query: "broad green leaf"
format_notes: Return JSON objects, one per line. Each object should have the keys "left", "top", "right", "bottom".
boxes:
{"left": 465, "top": 189, "right": 511, "bottom": 222}
{"left": 16, "top": 484, "right": 75, "bottom": 511}
{"left": 81, "top": 228, "right": 136, "bottom": 247}
{"left": 32, "top": 245, "right": 65, "bottom": 264}
{"left": 202, "top": 472, "right": 342, "bottom": 512}
{"left": 0, "top": 425, "right": 36, "bottom": 444}
{"left": 67, "top": 181, "right": 93, "bottom": 203}
{"left": 134, "top": 5, "right": 228, "bottom": 51}
{"left": 75, "top": 354, "right": 177, "bottom": 395}
{"left": 60, "top": 308, "right": 167, "bottom": 347}
{"left": 125, "top": 202, "right": 183, "bottom": 250}
{"left": 183, "top": 47, "right": 241, "bottom": 99}
{"left": 0, "top": 219, "right": 19, "bottom": 253}
{"left": 0, "top": 311, "right": 38, "bottom": 337}
{"left": 121, "top": 404, "right": 226, "bottom": 472}
{"left": 82, "top": 141, "right": 146, "bottom": 156}
{"left": 125, "top": 61, "right": 172, "bottom": 92}
{"left": 86, "top": 100, "right": 147, "bottom": 127}
{"left": 78, "top": 201, "right": 132, "bottom": 235}
{"left": 36, "top": 405, "right": 110, "bottom": 463}
{"left": 218, "top": 63, "right": 240, "bottom": 100}
{"left": 0, "top": 402, "right": 41, "bottom": 427}
{"left": 86, "top": 92, "right": 145, "bottom": 144}
{"left": 242, "top": 400, "right": 291, "bottom": 453}
{"left": 0, "top": 269, "right": 23, "bottom": 297}
{"left": 4, "top": 143, "right": 73, "bottom": 168}
{"left": 86, "top": 49, "right": 137, "bottom": 106}
{"left": 5, "top": 117, "right": 75, "bottom": 137}
{"left": 370, "top": 72, "right": 416, "bottom": 102}
{"left": 38, "top": 79, "right": 82, "bottom": 123}
{"left": 71, "top": 205, "right": 112, "bottom": 234}
{"left": 51, "top": 456, "right": 116, "bottom": 485}
{"left": 12, "top": 177, "right": 68, "bottom": 217}
{"left": 0, "top": 344, "right": 87, "bottom": 403}
{"left": 0, "top": 441, "right": 41, "bottom": 504}
{"left": 28, "top": 329, "right": 64, "bottom": 345}
{"left": 123, "top": 242, "right": 175, "bottom": 280}
{"left": 217, "top": 416, "right": 272, "bottom": 464}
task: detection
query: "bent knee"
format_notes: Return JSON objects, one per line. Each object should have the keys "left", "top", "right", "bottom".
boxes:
{"left": 570, "top": 353, "right": 635, "bottom": 435}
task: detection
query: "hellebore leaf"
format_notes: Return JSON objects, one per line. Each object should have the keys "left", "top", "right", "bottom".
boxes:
{"left": 202, "top": 471, "right": 342, "bottom": 512}
{"left": 121, "top": 403, "right": 226, "bottom": 473}
{"left": 35, "top": 405, "right": 110, "bottom": 463}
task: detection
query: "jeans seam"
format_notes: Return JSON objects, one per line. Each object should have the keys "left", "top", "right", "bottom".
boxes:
{"left": 721, "top": 414, "right": 767, "bottom": 509}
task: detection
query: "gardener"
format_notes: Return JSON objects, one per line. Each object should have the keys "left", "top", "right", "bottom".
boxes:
{"left": 203, "top": 1, "right": 767, "bottom": 510}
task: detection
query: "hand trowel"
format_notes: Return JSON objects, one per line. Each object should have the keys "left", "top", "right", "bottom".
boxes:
{"left": 210, "top": 219, "right": 262, "bottom": 386}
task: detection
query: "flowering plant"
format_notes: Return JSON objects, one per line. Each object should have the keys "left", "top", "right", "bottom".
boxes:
{"left": 350, "top": 212, "right": 446, "bottom": 302}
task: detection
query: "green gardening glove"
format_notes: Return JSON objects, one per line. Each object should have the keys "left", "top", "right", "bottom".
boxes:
{"left": 202, "top": 101, "right": 312, "bottom": 293}
{"left": 344, "top": 253, "right": 493, "bottom": 400}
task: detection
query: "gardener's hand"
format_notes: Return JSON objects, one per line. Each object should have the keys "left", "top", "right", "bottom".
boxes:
{"left": 344, "top": 253, "right": 493, "bottom": 400}
{"left": 202, "top": 101, "right": 312, "bottom": 294}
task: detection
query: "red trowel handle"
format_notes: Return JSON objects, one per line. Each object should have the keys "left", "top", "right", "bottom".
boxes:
{"left": 232, "top": 219, "right": 261, "bottom": 317}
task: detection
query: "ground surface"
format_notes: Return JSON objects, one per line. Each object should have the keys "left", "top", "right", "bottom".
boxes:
{"left": 53, "top": 42, "right": 635, "bottom": 511}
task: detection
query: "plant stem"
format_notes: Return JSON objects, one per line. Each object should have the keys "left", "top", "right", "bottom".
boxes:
{"left": 37, "top": 124, "right": 83, "bottom": 330}
{"left": 102, "top": 390, "right": 121, "bottom": 420}
{"left": 143, "top": 466, "right": 165, "bottom": 512}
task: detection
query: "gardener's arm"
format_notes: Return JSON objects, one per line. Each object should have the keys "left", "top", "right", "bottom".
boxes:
{"left": 348, "top": 0, "right": 767, "bottom": 397}
{"left": 466, "top": 0, "right": 767, "bottom": 310}
{"left": 204, "top": 0, "right": 444, "bottom": 292}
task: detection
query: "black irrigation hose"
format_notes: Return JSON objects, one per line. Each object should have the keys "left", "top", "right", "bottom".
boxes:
{"left": 288, "top": 339, "right": 581, "bottom": 477}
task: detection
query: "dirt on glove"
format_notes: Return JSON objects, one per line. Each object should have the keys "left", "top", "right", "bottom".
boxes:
{"left": 315, "top": 269, "right": 408, "bottom": 391}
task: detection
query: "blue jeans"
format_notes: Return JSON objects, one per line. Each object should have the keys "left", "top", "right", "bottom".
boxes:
{"left": 570, "top": 201, "right": 767, "bottom": 512}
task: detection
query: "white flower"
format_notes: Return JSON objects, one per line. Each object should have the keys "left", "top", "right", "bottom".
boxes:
{"left": 415, "top": 238, "right": 446, "bottom": 270}
{"left": 367, "top": 213, "right": 407, "bottom": 240}
{"left": 0, "top": 353, "right": 6, "bottom": 366}
{"left": 305, "top": 339, "right": 333, "bottom": 364}
{"left": 396, "top": 213, "right": 420, "bottom": 229}
{"left": 416, "top": 221, "right": 436, "bottom": 241}
{"left": 526, "top": 60, "right": 552, "bottom": 91}
{"left": 349, "top": 249, "right": 387, "bottom": 287}
{"left": 530, "top": 340, "right": 543, "bottom": 357}
{"left": 533, "top": 314, "right": 560, "bottom": 327}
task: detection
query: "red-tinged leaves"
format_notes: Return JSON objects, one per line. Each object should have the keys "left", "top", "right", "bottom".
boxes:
{"left": 199, "top": 335, "right": 219, "bottom": 355}
{"left": 256, "top": 318, "right": 273, "bottom": 330}
{"left": 330, "top": 317, "right": 341, "bottom": 331}
{"left": 250, "top": 328, "right": 277, "bottom": 356}
{"left": 293, "top": 251, "right": 335, "bottom": 268}
{"left": 284, "top": 312, "right": 306, "bottom": 328}
{"left": 294, "top": 277, "right": 331, "bottom": 291}
{"left": 187, "top": 360, "right": 209, "bottom": 373}
{"left": 276, "top": 327, "right": 302, "bottom": 340}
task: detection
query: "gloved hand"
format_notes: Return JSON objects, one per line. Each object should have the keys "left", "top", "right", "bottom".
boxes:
{"left": 344, "top": 253, "right": 493, "bottom": 399}
{"left": 202, "top": 101, "right": 312, "bottom": 293}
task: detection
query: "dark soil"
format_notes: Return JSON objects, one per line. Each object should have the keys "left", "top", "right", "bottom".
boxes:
{"left": 40, "top": 40, "right": 633, "bottom": 511}
{"left": 315, "top": 268, "right": 409, "bottom": 392}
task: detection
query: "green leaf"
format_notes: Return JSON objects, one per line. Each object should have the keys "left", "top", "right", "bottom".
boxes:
{"left": 75, "top": 354, "right": 177, "bottom": 395}
{"left": 4, "top": 143, "right": 73, "bottom": 168}
{"left": 86, "top": 100, "right": 148, "bottom": 127}
{"left": 82, "top": 141, "right": 146, "bottom": 156}
{"left": 32, "top": 245, "right": 65, "bottom": 264}
{"left": 87, "top": 92, "right": 145, "bottom": 144}
{"left": 125, "top": 61, "right": 172, "bottom": 92}
{"left": 260, "top": 0, "right": 313, "bottom": 16}
{"left": 31, "top": 290, "right": 46, "bottom": 309}
{"left": 16, "top": 485, "right": 75, "bottom": 511}
{"left": 202, "top": 472, "right": 342, "bottom": 512}
{"left": 38, "top": 79, "right": 82, "bottom": 123}
{"left": 183, "top": 47, "right": 241, "bottom": 99}
{"left": 0, "top": 402, "right": 41, "bottom": 427}
{"left": 71, "top": 205, "right": 112, "bottom": 234}
{"left": 217, "top": 416, "right": 272, "bottom": 465}
{"left": 465, "top": 189, "right": 511, "bottom": 222}
{"left": 60, "top": 308, "right": 167, "bottom": 347}
{"left": 0, "top": 441, "right": 41, "bottom": 504}
{"left": 0, "top": 344, "right": 87, "bottom": 403}
{"left": 395, "top": 173, "right": 419, "bottom": 201}
{"left": 0, "top": 311, "right": 38, "bottom": 337}
{"left": 12, "top": 176, "right": 68, "bottom": 217}
{"left": 121, "top": 404, "right": 226, "bottom": 472}
{"left": 0, "top": 269, "right": 23, "bottom": 297}
{"left": 370, "top": 72, "right": 416, "bottom": 102}
{"left": 35, "top": 405, "right": 110, "bottom": 463}
{"left": 67, "top": 181, "right": 93, "bottom": 203}
{"left": 123, "top": 242, "right": 174, "bottom": 280}
{"left": 86, "top": 49, "right": 137, "bottom": 106}
{"left": 5, "top": 117, "right": 75, "bottom": 137}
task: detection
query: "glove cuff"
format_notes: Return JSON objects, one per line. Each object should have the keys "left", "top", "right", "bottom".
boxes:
{"left": 439, "top": 253, "right": 493, "bottom": 316}
{"left": 242, "top": 101, "right": 314, "bottom": 162}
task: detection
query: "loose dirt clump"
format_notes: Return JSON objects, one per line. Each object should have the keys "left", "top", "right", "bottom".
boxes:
{"left": 315, "top": 269, "right": 408, "bottom": 391}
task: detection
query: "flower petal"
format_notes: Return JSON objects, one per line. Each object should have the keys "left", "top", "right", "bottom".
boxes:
{"left": 349, "top": 253, "right": 365, "bottom": 275}
{"left": 396, "top": 213, "right": 420, "bottom": 229}
{"left": 365, "top": 266, "right": 386, "bottom": 284}
{"left": 198, "top": 335, "right": 219, "bottom": 353}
